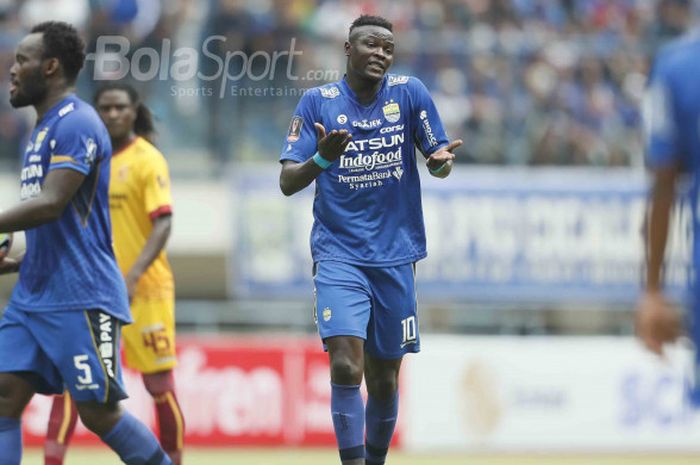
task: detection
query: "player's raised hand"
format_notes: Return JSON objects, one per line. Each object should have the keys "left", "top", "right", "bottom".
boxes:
{"left": 315, "top": 123, "right": 352, "bottom": 162}
{"left": 635, "top": 291, "right": 683, "bottom": 356}
{"left": 426, "top": 139, "right": 462, "bottom": 176}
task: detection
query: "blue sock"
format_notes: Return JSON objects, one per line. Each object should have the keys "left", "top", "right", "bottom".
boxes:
{"left": 365, "top": 392, "right": 399, "bottom": 465}
{"left": 101, "top": 412, "right": 173, "bottom": 465}
{"left": 0, "top": 417, "right": 21, "bottom": 465}
{"left": 331, "top": 383, "right": 365, "bottom": 462}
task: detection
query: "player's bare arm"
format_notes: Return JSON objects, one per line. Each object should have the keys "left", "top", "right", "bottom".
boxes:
{"left": 0, "top": 168, "right": 84, "bottom": 232}
{"left": 279, "top": 123, "right": 352, "bottom": 196}
{"left": 426, "top": 139, "right": 463, "bottom": 179}
{"left": 125, "top": 215, "right": 172, "bottom": 300}
{"left": 636, "top": 162, "right": 683, "bottom": 355}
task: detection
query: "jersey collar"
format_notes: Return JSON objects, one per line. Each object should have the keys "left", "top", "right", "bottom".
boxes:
{"left": 339, "top": 74, "right": 388, "bottom": 107}
{"left": 112, "top": 136, "right": 139, "bottom": 158}
{"left": 37, "top": 93, "right": 78, "bottom": 124}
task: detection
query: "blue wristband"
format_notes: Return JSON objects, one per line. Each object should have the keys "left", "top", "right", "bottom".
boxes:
{"left": 312, "top": 152, "right": 333, "bottom": 169}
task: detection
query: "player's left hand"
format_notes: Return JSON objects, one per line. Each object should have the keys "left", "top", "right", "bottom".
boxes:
{"left": 427, "top": 139, "right": 462, "bottom": 174}
{"left": 635, "top": 291, "right": 683, "bottom": 356}
{"left": 125, "top": 271, "right": 140, "bottom": 302}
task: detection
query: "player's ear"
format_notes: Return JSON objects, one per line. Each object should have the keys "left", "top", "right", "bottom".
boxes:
{"left": 43, "top": 57, "right": 60, "bottom": 79}
{"left": 344, "top": 41, "right": 351, "bottom": 57}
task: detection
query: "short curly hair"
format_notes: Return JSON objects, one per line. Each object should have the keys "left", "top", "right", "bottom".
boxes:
{"left": 30, "top": 21, "right": 85, "bottom": 84}
{"left": 349, "top": 15, "right": 393, "bottom": 36}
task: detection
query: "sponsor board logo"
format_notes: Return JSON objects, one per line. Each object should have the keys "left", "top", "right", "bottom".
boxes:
{"left": 460, "top": 360, "right": 503, "bottom": 437}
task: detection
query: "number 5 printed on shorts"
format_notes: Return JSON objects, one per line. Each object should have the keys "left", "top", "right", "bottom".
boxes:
{"left": 74, "top": 354, "right": 97, "bottom": 390}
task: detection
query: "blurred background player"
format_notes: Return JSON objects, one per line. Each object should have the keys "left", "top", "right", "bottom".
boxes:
{"left": 44, "top": 82, "right": 184, "bottom": 465}
{"left": 279, "top": 14, "right": 461, "bottom": 465}
{"left": 637, "top": 26, "right": 700, "bottom": 404}
{"left": 0, "top": 21, "right": 173, "bottom": 465}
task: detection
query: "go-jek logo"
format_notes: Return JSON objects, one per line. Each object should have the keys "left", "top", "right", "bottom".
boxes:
{"left": 420, "top": 110, "right": 438, "bottom": 147}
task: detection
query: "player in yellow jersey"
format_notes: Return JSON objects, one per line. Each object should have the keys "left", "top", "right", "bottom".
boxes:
{"left": 44, "top": 83, "right": 184, "bottom": 465}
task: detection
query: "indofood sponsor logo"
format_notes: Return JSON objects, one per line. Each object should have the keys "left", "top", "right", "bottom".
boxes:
{"left": 339, "top": 133, "right": 404, "bottom": 171}
{"left": 339, "top": 148, "right": 402, "bottom": 172}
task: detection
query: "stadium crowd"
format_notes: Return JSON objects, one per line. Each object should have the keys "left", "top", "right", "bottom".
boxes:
{"left": 0, "top": 0, "right": 695, "bottom": 169}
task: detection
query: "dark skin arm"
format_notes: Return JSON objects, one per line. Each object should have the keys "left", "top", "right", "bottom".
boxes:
{"left": 124, "top": 214, "right": 172, "bottom": 301}
{"left": 636, "top": 163, "right": 683, "bottom": 355}
{"left": 425, "top": 139, "right": 463, "bottom": 179}
{"left": 0, "top": 168, "right": 85, "bottom": 275}
{"left": 279, "top": 123, "right": 352, "bottom": 196}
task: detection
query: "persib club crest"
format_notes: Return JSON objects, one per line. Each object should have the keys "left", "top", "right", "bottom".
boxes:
{"left": 383, "top": 102, "right": 400, "bottom": 123}
{"left": 32, "top": 127, "right": 49, "bottom": 152}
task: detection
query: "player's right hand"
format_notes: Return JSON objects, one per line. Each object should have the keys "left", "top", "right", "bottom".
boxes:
{"left": 635, "top": 291, "right": 683, "bottom": 356}
{"left": 315, "top": 123, "right": 352, "bottom": 162}
{"left": 0, "top": 257, "right": 20, "bottom": 275}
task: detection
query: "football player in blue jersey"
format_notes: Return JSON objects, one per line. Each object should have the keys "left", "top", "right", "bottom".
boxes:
{"left": 280, "top": 15, "right": 461, "bottom": 465}
{"left": 638, "top": 31, "right": 700, "bottom": 406}
{"left": 0, "top": 22, "right": 173, "bottom": 465}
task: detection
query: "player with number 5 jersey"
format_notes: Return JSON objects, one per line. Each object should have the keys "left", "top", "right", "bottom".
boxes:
{"left": 44, "top": 83, "right": 184, "bottom": 465}
{"left": 279, "top": 14, "right": 462, "bottom": 465}
{"left": 0, "top": 22, "right": 173, "bottom": 465}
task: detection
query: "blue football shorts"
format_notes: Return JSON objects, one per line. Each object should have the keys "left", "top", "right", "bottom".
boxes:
{"left": 313, "top": 260, "right": 420, "bottom": 359}
{"left": 0, "top": 306, "right": 128, "bottom": 403}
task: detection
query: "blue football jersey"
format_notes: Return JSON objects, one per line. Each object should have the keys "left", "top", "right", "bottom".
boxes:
{"left": 644, "top": 32, "right": 700, "bottom": 275}
{"left": 10, "top": 95, "right": 130, "bottom": 321}
{"left": 280, "top": 74, "right": 449, "bottom": 266}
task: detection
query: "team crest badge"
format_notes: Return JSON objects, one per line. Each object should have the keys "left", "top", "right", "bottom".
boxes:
{"left": 383, "top": 102, "right": 400, "bottom": 123}
{"left": 34, "top": 127, "right": 49, "bottom": 151}
{"left": 322, "top": 307, "right": 332, "bottom": 322}
{"left": 287, "top": 116, "right": 303, "bottom": 142}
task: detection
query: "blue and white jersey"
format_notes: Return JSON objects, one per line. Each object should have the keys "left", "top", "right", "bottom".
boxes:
{"left": 10, "top": 94, "right": 130, "bottom": 321}
{"left": 280, "top": 74, "right": 449, "bottom": 266}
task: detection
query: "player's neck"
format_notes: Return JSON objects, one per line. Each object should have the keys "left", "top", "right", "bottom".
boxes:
{"left": 345, "top": 73, "right": 383, "bottom": 105}
{"left": 112, "top": 134, "right": 136, "bottom": 155}
{"left": 35, "top": 87, "right": 72, "bottom": 122}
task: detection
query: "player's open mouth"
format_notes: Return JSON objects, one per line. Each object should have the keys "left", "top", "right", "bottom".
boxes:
{"left": 9, "top": 82, "right": 18, "bottom": 94}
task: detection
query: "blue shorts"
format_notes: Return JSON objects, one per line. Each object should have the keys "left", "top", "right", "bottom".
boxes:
{"left": 0, "top": 306, "right": 128, "bottom": 403}
{"left": 313, "top": 260, "right": 420, "bottom": 359}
